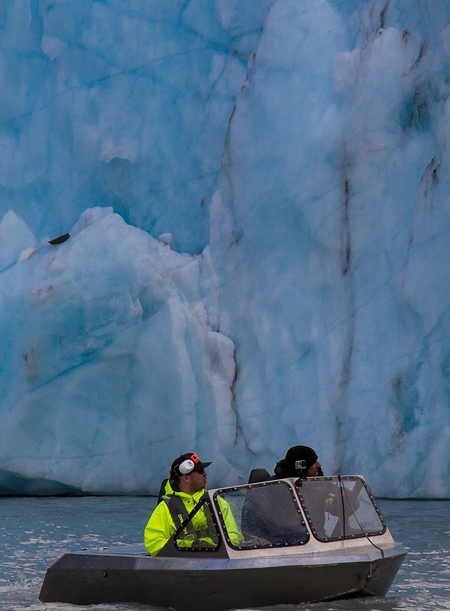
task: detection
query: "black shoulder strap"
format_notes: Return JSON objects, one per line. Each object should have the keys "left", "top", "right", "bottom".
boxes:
{"left": 201, "top": 493, "right": 218, "bottom": 542}
{"left": 163, "top": 494, "right": 197, "bottom": 538}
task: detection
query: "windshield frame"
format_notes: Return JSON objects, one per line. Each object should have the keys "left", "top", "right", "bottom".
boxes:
{"left": 213, "top": 479, "right": 310, "bottom": 550}
{"left": 295, "top": 475, "right": 387, "bottom": 542}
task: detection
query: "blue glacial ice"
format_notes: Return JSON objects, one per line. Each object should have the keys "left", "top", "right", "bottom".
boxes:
{"left": 0, "top": 0, "right": 450, "bottom": 498}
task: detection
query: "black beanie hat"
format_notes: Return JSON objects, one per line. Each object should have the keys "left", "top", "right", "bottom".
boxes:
{"left": 275, "top": 445, "right": 318, "bottom": 477}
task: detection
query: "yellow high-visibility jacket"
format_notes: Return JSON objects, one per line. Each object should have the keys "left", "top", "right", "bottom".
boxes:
{"left": 144, "top": 487, "right": 243, "bottom": 556}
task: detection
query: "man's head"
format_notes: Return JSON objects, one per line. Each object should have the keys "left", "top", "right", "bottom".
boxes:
{"left": 283, "top": 445, "right": 321, "bottom": 477}
{"left": 170, "top": 452, "right": 211, "bottom": 494}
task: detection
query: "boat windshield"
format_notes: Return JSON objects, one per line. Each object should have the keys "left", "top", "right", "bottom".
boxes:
{"left": 214, "top": 480, "right": 309, "bottom": 549}
{"left": 295, "top": 476, "right": 386, "bottom": 541}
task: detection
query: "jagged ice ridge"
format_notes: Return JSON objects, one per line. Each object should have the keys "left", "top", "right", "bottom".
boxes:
{"left": 0, "top": 0, "right": 450, "bottom": 498}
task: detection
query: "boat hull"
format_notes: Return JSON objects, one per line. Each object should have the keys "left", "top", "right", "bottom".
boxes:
{"left": 39, "top": 544, "right": 406, "bottom": 611}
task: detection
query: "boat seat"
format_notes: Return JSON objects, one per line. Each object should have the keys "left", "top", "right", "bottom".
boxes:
{"left": 157, "top": 478, "right": 169, "bottom": 505}
{"left": 241, "top": 481, "right": 308, "bottom": 545}
{"left": 248, "top": 468, "right": 272, "bottom": 484}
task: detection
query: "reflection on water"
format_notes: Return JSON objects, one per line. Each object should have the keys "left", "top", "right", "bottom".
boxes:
{"left": 0, "top": 497, "right": 449, "bottom": 610}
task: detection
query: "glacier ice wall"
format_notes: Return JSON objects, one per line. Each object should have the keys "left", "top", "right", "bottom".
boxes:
{"left": 1, "top": 0, "right": 450, "bottom": 497}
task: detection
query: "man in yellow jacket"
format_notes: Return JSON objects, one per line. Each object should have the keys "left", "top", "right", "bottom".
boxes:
{"left": 144, "top": 452, "right": 242, "bottom": 556}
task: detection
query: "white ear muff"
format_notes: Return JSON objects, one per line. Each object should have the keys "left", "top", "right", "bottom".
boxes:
{"left": 178, "top": 459, "right": 195, "bottom": 475}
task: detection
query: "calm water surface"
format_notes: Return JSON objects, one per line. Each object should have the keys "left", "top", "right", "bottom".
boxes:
{"left": 0, "top": 497, "right": 449, "bottom": 611}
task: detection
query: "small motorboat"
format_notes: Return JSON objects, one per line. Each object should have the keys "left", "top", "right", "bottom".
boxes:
{"left": 39, "top": 475, "right": 406, "bottom": 611}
